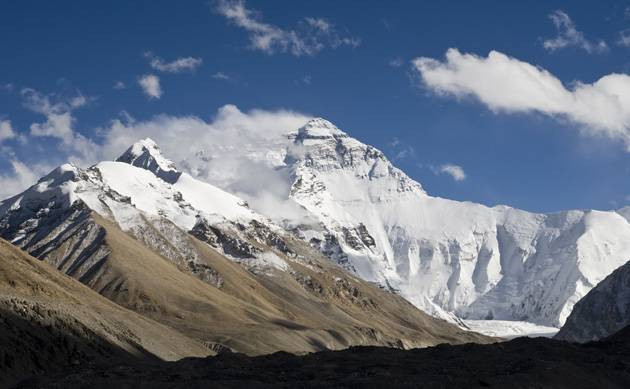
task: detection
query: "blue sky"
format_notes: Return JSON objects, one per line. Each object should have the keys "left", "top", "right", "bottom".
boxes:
{"left": 1, "top": 0, "right": 630, "bottom": 213}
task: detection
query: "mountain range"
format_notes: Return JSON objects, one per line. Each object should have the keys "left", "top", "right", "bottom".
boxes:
{"left": 97, "top": 118, "right": 630, "bottom": 330}
{"left": 2, "top": 117, "right": 630, "bottom": 385}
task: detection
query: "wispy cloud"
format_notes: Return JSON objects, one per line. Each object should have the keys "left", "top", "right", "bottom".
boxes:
{"left": 0, "top": 83, "right": 13, "bottom": 92}
{"left": 433, "top": 164, "right": 466, "bottom": 181}
{"left": 619, "top": 29, "right": 630, "bottom": 47}
{"left": 145, "top": 52, "right": 203, "bottom": 73}
{"left": 543, "top": 10, "right": 607, "bottom": 53}
{"left": 212, "top": 72, "right": 230, "bottom": 80}
{"left": 138, "top": 74, "right": 162, "bottom": 99}
{"left": 113, "top": 81, "right": 126, "bottom": 89}
{"left": 388, "top": 137, "right": 415, "bottom": 160}
{"left": 412, "top": 48, "right": 630, "bottom": 148}
{"left": 215, "top": 0, "right": 360, "bottom": 56}
{"left": 389, "top": 58, "right": 404, "bottom": 68}
{"left": 0, "top": 120, "right": 16, "bottom": 143}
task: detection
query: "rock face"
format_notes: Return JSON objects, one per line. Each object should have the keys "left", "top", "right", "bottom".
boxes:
{"left": 116, "top": 137, "right": 182, "bottom": 183}
{"left": 556, "top": 260, "right": 630, "bottom": 343}
{"left": 174, "top": 117, "right": 630, "bottom": 328}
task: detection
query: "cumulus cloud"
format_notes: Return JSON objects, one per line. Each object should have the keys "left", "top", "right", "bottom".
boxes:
{"left": 20, "top": 88, "right": 98, "bottom": 163}
{"left": 432, "top": 164, "right": 466, "bottom": 181}
{"left": 543, "top": 10, "right": 607, "bottom": 53}
{"left": 138, "top": 74, "right": 162, "bottom": 99}
{"left": 412, "top": 48, "right": 630, "bottom": 147}
{"left": 145, "top": 52, "right": 203, "bottom": 73}
{"left": 0, "top": 120, "right": 16, "bottom": 143}
{"left": 215, "top": 0, "right": 360, "bottom": 56}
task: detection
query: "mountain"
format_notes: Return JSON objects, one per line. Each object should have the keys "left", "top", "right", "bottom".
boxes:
{"left": 0, "top": 140, "right": 490, "bottom": 360}
{"left": 0, "top": 238, "right": 209, "bottom": 387}
{"left": 555, "top": 259, "right": 630, "bottom": 343}
{"left": 176, "top": 118, "right": 630, "bottom": 329}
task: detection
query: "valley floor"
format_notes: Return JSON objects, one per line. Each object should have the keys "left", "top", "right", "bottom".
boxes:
{"left": 16, "top": 326, "right": 630, "bottom": 389}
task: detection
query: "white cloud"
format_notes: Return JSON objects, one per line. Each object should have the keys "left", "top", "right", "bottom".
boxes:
{"left": 435, "top": 164, "right": 466, "bottom": 181}
{"left": 212, "top": 72, "right": 230, "bottom": 80}
{"left": 215, "top": 0, "right": 360, "bottom": 56}
{"left": 19, "top": 88, "right": 99, "bottom": 166}
{"left": 0, "top": 160, "right": 53, "bottom": 200}
{"left": 412, "top": 48, "right": 630, "bottom": 147}
{"left": 99, "top": 104, "right": 313, "bottom": 222}
{"left": 113, "top": 81, "right": 126, "bottom": 89}
{"left": 619, "top": 29, "right": 630, "bottom": 47}
{"left": 145, "top": 52, "right": 203, "bottom": 73}
{"left": 0, "top": 103, "right": 313, "bottom": 208}
{"left": 0, "top": 120, "right": 16, "bottom": 143}
{"left": 543, "top": 10, "right": 607, "bottom": 53}
{"left": 138, "top": 74, "right": 162, "bottom": 99}
{"left": 100, "top": 104, "right": 311, "bottom": 163}
{"left": 22, "top": 88, "right": 87, "bottom": 143}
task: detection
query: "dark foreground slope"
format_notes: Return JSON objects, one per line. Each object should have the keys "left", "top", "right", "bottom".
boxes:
{"left": 19, "top": 326, "right": 630, "bottom": 389}
{"left": 0, "top": 239, "right": 209, "bottom": 388}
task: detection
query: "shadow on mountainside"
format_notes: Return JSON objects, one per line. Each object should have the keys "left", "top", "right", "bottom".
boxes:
{"left": 0, "top": 307, "right": 145, "bottom": 388}
{"left": 16, "top": 325, "right": 630, "bottom": 389}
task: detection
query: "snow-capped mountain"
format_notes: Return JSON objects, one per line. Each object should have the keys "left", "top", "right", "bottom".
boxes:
{"left": 174, "top": 118, "right": 630, "bottom": 328}
{"left": 0, "top": 139, "right": 490, "bottom": 353}
{"left": 0, "top": 139, "right": 294, "bottom": 279}
{"left": 3, "top": 119, "right": 630, "bottom": 333}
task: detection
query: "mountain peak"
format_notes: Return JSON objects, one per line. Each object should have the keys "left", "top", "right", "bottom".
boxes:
{"left": 296, "top": 118, "right": 347, "bottom": 139}
{"left": 116, "top": 138, "right": 181, "bottom": 183}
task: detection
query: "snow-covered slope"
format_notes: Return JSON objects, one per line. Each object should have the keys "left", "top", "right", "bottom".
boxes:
{"left": 173, "top": 118, "right": 630, "bottom": 329}
{"left": 282, "top": 119, "right": 630, "bottom": 326}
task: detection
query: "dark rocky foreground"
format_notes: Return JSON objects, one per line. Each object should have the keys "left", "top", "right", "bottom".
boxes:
{"left": 15, "top": 326, "right": 630, "bottom": 389}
